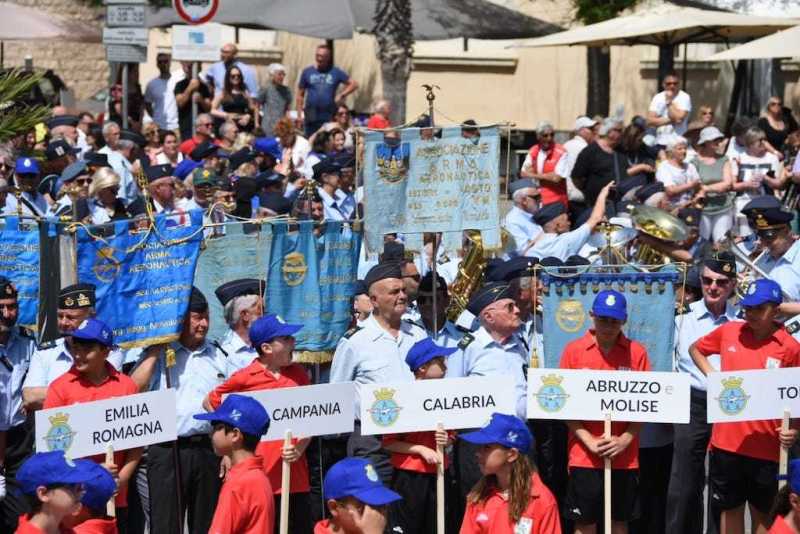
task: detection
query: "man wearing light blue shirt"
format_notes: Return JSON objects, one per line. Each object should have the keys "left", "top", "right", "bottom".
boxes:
{"left": 97, "top": 122, "right": 139, "bottom": 204}
{"left": 131, "top": 288, "right": 228, "bottom": 534}
{"left": 414, "top": 272, "right": 464, "bottom": 348}
{"left": 202, "top": 43, "right": 259, "bottom": 95}
{"left": 330, "top": 262, "right": 426, "bottom": 482}
{"left": 666, "top": 252, "right": 738, "bottom": 534}
{"left": 529, "top": 181, "right": 613, "bottom": 261}
{"left": 503, "top": 178, "right": 542, "bottom": 257}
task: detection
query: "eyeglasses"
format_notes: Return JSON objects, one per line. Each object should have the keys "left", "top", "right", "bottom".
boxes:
{"left": 757, "top": 228, "right": 781, "bottom": 241}
{"left": 701, "top": 276, "right": 732, "bottom": 287}
{"left": 702, "top": 111, "right": 713, "bottom": 115}
{"left": 76, "top": 178, "right": 92, "bottom": 186}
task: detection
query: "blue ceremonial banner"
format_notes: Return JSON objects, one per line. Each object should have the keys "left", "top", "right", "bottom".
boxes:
{"left": 0, "top": 217, "right": 39, "bottom": 329}
{"left": 266, "top": 221, "right": 361, "bottom": 361}
{"left": 362, "top": 126, "right": 500, "bottom": 254}
{"left": 195, "top": 223, "right": 272, "bottom": 341}
{"left": 76, "top": 212, "right": 204, "bottom": 349}
{"left": 541, "top": 267, "right": 680, "bottom": 372}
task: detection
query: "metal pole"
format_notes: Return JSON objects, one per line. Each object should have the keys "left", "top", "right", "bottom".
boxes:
{"left": 425, "top": 85, "right": 438, "bottom": 334}
{"left": 122, "top": 63, "right": 129, "bottom": 130}
{"left": 191, "top": 62, "right": 199, "bottom": 133}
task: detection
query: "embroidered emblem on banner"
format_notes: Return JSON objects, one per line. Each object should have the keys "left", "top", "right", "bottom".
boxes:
{"left": 555, "top": 299, "right": 585, "bottom": 333}
{"left": 44, "top": 412, "right": 77, "bottom": 453}
{"left": 282, "top": 252, "right": 308, "bottom": 287}
{"left": 717, "top": 377, "right": 749, "bottom": 416}
{"left": 368, "top": 388, "right": 401, "bottom": 428}
{"left": 93, "top": 247, "right": 121, "bottom": 283}
{"left": 535, "top": 374, "right": 569, "bottom": 413}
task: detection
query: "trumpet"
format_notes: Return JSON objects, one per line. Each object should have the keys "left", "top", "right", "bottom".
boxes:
{"left": 728, "top": 242, "right": 793, "bottom": 301}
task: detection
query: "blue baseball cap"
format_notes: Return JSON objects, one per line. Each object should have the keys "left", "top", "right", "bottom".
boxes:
{"left": 323, "top": 458, "right": 402, "bottom": 506}
{"left": 249, "top": 314, "right": 303, "bottom": 348}
{"left": 77, "top": 460, "right": 116, "bottom": 511}
{"left": 740, "top": 278, "right": 783, "bottom": 307}
{"left": 70, "top": 318, "right": 114, "bottom": 348}
{"left": 254, "top": 137, "right": 282, "bottom": 161}
{"left": 193, "top": 393, "right": 270, "bottom": 437}
{"left": 15, "top": 157, "right": 40, "bottom": 175}
{"left": 17, "top": 451, "right": 95, "bottom": 495}
{"left": 460, "top": 412, "right": 533, "bottom": 454}
{"left": 591, "top": 290, "right": 627, "bottom": 321}
{"left": 174, "top": 158, "right": 203, "bottom": 181}
{"left": 405, "top": 338, "right": 458, "bottom": 372}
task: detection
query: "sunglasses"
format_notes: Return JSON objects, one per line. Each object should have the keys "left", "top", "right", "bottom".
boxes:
{"left": 526, "top": 194, "right": 541, "bottom": 201}
{"left": 76, "top": 178, "right": 92, "bottom": 186}
{"left": 701, "top": 276, "right": 731, "bottom": 287}
{"left": 757, "top": 228, "right": 781, "bottom": 240}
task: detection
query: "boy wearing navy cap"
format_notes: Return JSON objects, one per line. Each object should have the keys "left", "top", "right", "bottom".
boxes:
{"left": 43, "top": 319, "right": 142, "bottom": 521}
{"left": 15, "top": 451, "right": 95, "bottom": 534}
{"left": 560, "top": 290, "right": 651, "bottom": 532}
{"left": 315, "top": 457, "right": 402, "bottom": 534}
{"left": 690, "top": 278, "right": 800, "bottom": 533}
{"left": 62, "top": 460, "right": 117, "bottom": 533}
{"left": 202, "top": 314, "right": 313, "bottom": 533}
{"left": 382, "top": 338, "right": 455, "bottom": 533}
{"left": 194, "top": 394, "right": 274, "bottom": 534}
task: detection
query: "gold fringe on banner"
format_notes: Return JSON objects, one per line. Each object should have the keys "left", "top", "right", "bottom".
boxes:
{"left": 118, "top": 333, "right": 180, "bottom": 351}
{"left": 294, "top": 350, "right": 334, "bottom": 364}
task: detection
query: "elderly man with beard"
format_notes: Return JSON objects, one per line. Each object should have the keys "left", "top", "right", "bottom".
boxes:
{"left": 330, "top": 262, "right": 426, "bottom": 483}
{"left": 0, "top": 277, "right": 36, "bottom": 532}
{"left": 665, "top": 252, "right": 738, "bottom": 534}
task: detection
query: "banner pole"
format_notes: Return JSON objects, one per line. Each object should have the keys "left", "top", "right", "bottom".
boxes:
{"left": 604, "top": 413, "right": 611, "bottom": 534}
{"left": 105, "top": 445, "right": 116, "bottom": 518}
{"left": 163, "top": 347, "right": 184, "bottom": 534}
{"left": 436, "top": 422, "right": 445, "bottom": 534}
{"left": 780, "top": 409, "right": 790, "bottom": 490}
{"left": 280, "top": 430, "right": 292, "bottom": 534}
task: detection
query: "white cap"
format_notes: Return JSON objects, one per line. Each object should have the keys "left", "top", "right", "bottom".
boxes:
{"left": 574, "top": 116, "right": 597, "bottom": 131}
{"left": 697, "top": 126, "right": 724, "bottom": 145}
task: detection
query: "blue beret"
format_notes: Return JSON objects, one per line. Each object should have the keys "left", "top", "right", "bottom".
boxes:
{"left": 467, "top": 282, "right": 514, "bottom": 315}
{"left": 364, "top": 262, "right": 402, "bottom": 289}
{"left": 190, "top": 140, "right": 219, "bottom": 161}
{"left": 214, "top": 278, "right": 265, "bottom": 307}
{"left": 508, "top": 178, "right": 537, "bottom": 196}
{"left": 742, "top": 195, "right": 793, "bottom": 229}
{"left": 145, "top": 164, "right": 174, "bottom": 183}
{"left": 532, "top": 202, "right": 566, "bottom": 226}
{"left": 61, "top": 160, "right": 89, "bottom": 183}
{"left": 492, "top": 257, "right": 538, "bottom": 282}
{"left": 83, "top": 152, "right": 109, "bottom": 168}
{"left": 254, "top": 137, "right": 282, "bottom": 161}
{"left": 46, "top": 115, "right": 79, "bottom": 129}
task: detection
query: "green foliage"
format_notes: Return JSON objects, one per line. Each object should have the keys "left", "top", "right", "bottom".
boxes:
{"left": 572, "top": 0, "right": 639, "bottom": 24}
{"left": 0, "top": 70, "right": 51, "bottom": 142}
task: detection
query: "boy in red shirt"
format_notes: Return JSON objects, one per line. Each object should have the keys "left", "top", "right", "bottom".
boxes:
{"left": 15, "top": 451, "right": 96, "bottom": 534}
{"left": 382, "top": 337, "right": 455, "bottom": 533}
{"left": 559, "top": 290, "right": 651, "bottom": 533}
{"left": 194, "top": 393, "right": 274, "bottom": 534}
{"left": 42, "top": 319, "right": 141, "bottom": 523}
{"left": 690, "top": 278, "right": 800, "bottom": 533}
{"left": 314, "top": 457, "right": 402, "bottom": 534}
{"left": 202, "top": 313, "right": 312, "bottom": 533}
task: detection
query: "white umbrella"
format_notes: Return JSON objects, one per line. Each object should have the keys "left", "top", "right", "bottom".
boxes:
{"left": 705, "top": 24, "right": 800, "bottom": 60}
{"left": 511, "top": 4, "right": 797, "bottom": 48}
{"left": 0, "top": 2, "right": 101, "bottom": 42}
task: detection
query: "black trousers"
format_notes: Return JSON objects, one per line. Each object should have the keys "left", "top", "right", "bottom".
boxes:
{"left": 347, "top": 421, "right": 393, "bottom": 485}
{"left": 531, "top": 419, "right": 571, "bottom": 534}
{"left": 147, "top": 437, "right": 221, "bottom": 534}
{"left": 390, "top": 469, "right": 437, "bottom": 534}
{"left": 307, "top": 435, "right": 348, "bottom": 523}
{"left": 274, "top": 492, "right": 313, "bottom": 534}
{"left": 0, "top": 419, "right": 34, "bottom": 532}
{"left": 666, "top": 388, "right": 717, "bottom": 534}
{"left": 630, "top": 444, "right": 673, "bottom": 534}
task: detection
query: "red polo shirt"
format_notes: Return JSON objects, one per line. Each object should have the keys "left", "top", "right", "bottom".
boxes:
{"left": 207, "top": 360, "right": 311, "bottom": 493}
{"left": 209, "top": 455, "right": 275, "bottom": 534}
{"left": 43, "top": 363, "right": 139, "bottom": 507}
{"left": 768, "top": 515, "right": 796, "bottom": 534}
{"left": 695, "top": 321, "right": 800, "bottom": 462}
{"left": 178, "top": 136, "right": 219, "bottom": 157}
{"left": 15, "top": 514, "right": 75, "bottom": 533}
{"left": 559, "top": 330, "right": 651, "bottom": 470}
{"left": 382, "top": 431, "right": 453, "bottom": 474}
{"left": 72, "top": 518, "right": 118, "bottom": 534}
{"left": 460, "top": 472, "right": 561, "bottom": 534}
{"left": 314, "top": 519, "right": 335, "bottom": 534}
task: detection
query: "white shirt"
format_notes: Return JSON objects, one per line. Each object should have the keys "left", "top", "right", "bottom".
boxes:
{"left": 3, "top": 191, "right": 48, "bottom": 217}
{"left": 528, "top": 223, "right": 592, "bottom": 261}
{"left": 217, "top": 328, "right": 257, "bottom": 374}
{"left": 730, "top": 152, "right": 781, "bottom": 204}
{"left": 756, "top": 239, "right": 800, "bottom": 302}
{"left": 674, "top": 299, "right": 738, "bottom": 391}
{"left": 649, "top": 90, "right": 692, "bottom": 145}
{"left": 155, "top": 152, "right": 184, "bottom": 166}
{"left": 23, "top": 337, "right": 124, "bottom": 390}
{"left": 562, "top": 135, "right": 589, "bottom": 202}
{"left": 656, "top": 160, "right": 700, "bottom": 208}
{"left": 503, "top": 205, "right": 542, "bottom": 257}
{"left": 144, "top": 74, "right": 179, "bottom": 130}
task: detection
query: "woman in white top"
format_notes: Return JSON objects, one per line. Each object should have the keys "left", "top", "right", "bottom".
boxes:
{"left": 154, "top": 131, "right": 184, "bottom": 166}
{"left": 731, "top": 127, "right": 786, "bottom": 235}
{"left": 656, "top": 136, "right": 700, "bottom": 209}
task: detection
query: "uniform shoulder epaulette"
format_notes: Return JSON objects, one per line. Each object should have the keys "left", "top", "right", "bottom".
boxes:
{"left": 403, "top": 318, "right": 424, "bottom": 330}
{"left": 675, "top": 303, "right": 690, "bottom": 316}
{"left": 454, "top": 324, "right": 472, "bottom": 334}
{"left": 211, "top": 340, "right": 229, "bottom": 357}
{"left": 343, "top": 326, "right": 362, "bottom": 339}
{"left": 786, "top": 320, "right": 800, "bottom": 335}
{"left": 37, "top": 339, "right": 56, "bottom": 350}
{"left": 457, "top": 332, "right": 475, "bottom": 350}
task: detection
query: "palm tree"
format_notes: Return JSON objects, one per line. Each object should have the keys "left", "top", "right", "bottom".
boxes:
{"left": 0, "top": 69, "right": 50, "bottom": 142}
{"left": 373, "top": 0, "right": 414, "bottom": 125}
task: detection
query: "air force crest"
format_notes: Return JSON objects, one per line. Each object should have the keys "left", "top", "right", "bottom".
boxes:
{"left": 282, "top": 252, "right": 307, "bottom": 287}
{"left": 716, "top": 377, "right": 749, "bottom": 416}
{"left": 535, "top": 374, "right": 569, "bottom": 413}
{"left": 368, "top": 388, "right": 401, "bottom": 428}
{"left": 44, "top": 412, "right": 77, "bottom": 453}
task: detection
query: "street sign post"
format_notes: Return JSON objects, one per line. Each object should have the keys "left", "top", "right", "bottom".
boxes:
{"left": 104, "top": 1, "right": 148, "bottom": 130}
{"left": 174, "top": 0, "right": 220, "bottom": 25}
{"left": 106, "top": 4, "right": 146, "bottom": 27}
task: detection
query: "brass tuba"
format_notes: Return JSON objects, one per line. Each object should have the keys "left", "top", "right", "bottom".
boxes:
{"left": 445, "top": 230, "right": 486, "bottom": 322}
{"left": 631, "top": 205, "right": 689, "bottom": 268}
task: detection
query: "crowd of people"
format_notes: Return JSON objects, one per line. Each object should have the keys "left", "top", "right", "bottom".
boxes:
{"left": 0, "top": 37, "right": 799, "bottom": 534}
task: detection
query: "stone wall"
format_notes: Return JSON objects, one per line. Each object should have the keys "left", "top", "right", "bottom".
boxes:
{"left": 3, "top": 0, "right": 107, "bottom": 100}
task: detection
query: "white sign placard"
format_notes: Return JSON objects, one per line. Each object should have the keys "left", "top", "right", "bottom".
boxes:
{"left": 707, "top": 368, "right": 800, "bottom": 422}
{"left": 105, "top": 44, "right": 147, "bottom": 64}
{"left": 171, "top": 24, "right": 221, "bottom": 62}
{"left": 358, "top": 376, "right": 516, "bottom": 436}
{"left": 103, "top": 27, "right": 148, "bottom": 46}
{"left": 35, "top": 389, "right": 177, "bottom": 458}
{"left": 106, "top": 5, "right": 146, "bottom": 27}
{"left": 527, "top": 369, "right": 691, "bottom": 423}
{"left": 236, "top": 383, "right": 355, "bottom": 441}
